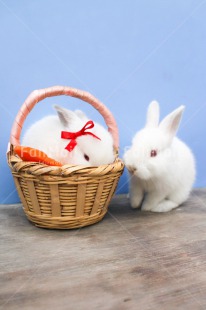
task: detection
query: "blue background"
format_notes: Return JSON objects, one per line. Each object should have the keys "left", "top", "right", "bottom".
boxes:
{"left": 1, "top": 0, "right": 206, "bottom": 204}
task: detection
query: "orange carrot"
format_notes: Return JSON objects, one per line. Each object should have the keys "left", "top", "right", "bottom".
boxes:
{"left": 14, "top": 146, "right": 62, "bottom": 167}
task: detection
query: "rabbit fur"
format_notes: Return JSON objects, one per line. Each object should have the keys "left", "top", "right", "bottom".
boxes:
{"left": 123, "top": 101, "right": 196, "bottom": 212}
{"left": 22, "top": 105, "right": 115, "bottom": 166}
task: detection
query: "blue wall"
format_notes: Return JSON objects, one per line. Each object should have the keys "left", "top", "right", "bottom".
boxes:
{"left": 1, "top": 0, "right": 206, "bottom": 203}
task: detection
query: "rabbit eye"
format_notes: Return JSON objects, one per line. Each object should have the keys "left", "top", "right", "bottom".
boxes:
{"left": 150, "top": 150, "right": 157, "bottom": 157}
{"left": 84, "top": 154, "right": 90, "bottom": 161}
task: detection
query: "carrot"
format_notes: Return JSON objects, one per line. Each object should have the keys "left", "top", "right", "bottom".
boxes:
{"left": 14, "top": 146, "right": 62, "bottom": 167}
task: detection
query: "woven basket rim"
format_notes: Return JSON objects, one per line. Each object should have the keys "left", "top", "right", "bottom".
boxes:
{"left": 8, "top": 147, "right": 124, "bottom": 178}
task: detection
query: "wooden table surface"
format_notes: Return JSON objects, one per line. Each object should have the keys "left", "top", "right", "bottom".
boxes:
{"left": 0, "top": 189, "right": 206, "bottom": 310}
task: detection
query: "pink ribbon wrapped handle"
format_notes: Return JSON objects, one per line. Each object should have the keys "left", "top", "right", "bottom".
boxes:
{"left": 9, "top": 86, "right": 119, "bottom": 151}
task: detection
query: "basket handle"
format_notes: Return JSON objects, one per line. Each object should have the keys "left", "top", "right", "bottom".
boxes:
{"left": 10, "top": 86, "right": 119, "bottom": 150}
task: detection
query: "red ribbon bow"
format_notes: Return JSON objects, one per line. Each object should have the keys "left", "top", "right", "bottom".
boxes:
{"left": 61, "top": 120, "right": 101, "bottom": 152}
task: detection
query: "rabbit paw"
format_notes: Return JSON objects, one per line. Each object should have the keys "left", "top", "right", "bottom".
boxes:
{"left": 151, "top": 200, "right": 178, "bottom": 212}
{"left": 130, "top": 195, "right": 143, "bottom": 209}
{"left": 141, "top": 202, "right": 153, "bottom": 212}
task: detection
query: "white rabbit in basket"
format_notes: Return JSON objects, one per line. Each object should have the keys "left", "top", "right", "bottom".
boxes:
{"left": 22, "top": 105, "right": 115, "bottom": 166}
{"left": 123, "top": 101, "right": 196, "bottom": 212}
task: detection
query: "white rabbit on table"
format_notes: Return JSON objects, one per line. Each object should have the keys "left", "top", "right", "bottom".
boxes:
{"left": 123, "top": 101, "right": 196, "bottom": 212}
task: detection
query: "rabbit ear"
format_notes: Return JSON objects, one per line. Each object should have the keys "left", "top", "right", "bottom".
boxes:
{"left": 146, "top": 101, "right": 160, "bottom": 128}
{"left": 159, "top": 105, "right": 185, "bottom": 142}
{"left": 54, "top": 105, "right": 80, "bottom": 127}
{"left": 74, "top": 110, "right": 88, "bottom": 121}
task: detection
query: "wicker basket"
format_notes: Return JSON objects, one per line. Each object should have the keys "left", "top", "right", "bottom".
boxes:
{"left": 7, "top": 86, "right": 124, "bottom": 229}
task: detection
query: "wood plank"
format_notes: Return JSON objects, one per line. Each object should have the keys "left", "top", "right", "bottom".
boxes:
{"left": 0, "top": 189, "right": 206, "bottom": 310}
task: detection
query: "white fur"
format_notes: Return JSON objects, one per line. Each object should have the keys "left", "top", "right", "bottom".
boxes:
{"left": 22, "top": 105, "right": 115, "bottom": 166}
{"left": 123, "top": 101, "right": 196, "bottom": 212}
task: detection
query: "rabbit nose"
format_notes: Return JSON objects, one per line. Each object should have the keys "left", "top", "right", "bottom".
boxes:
{"left": 127, "top": 166, "right": 137, "bottom": 175}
